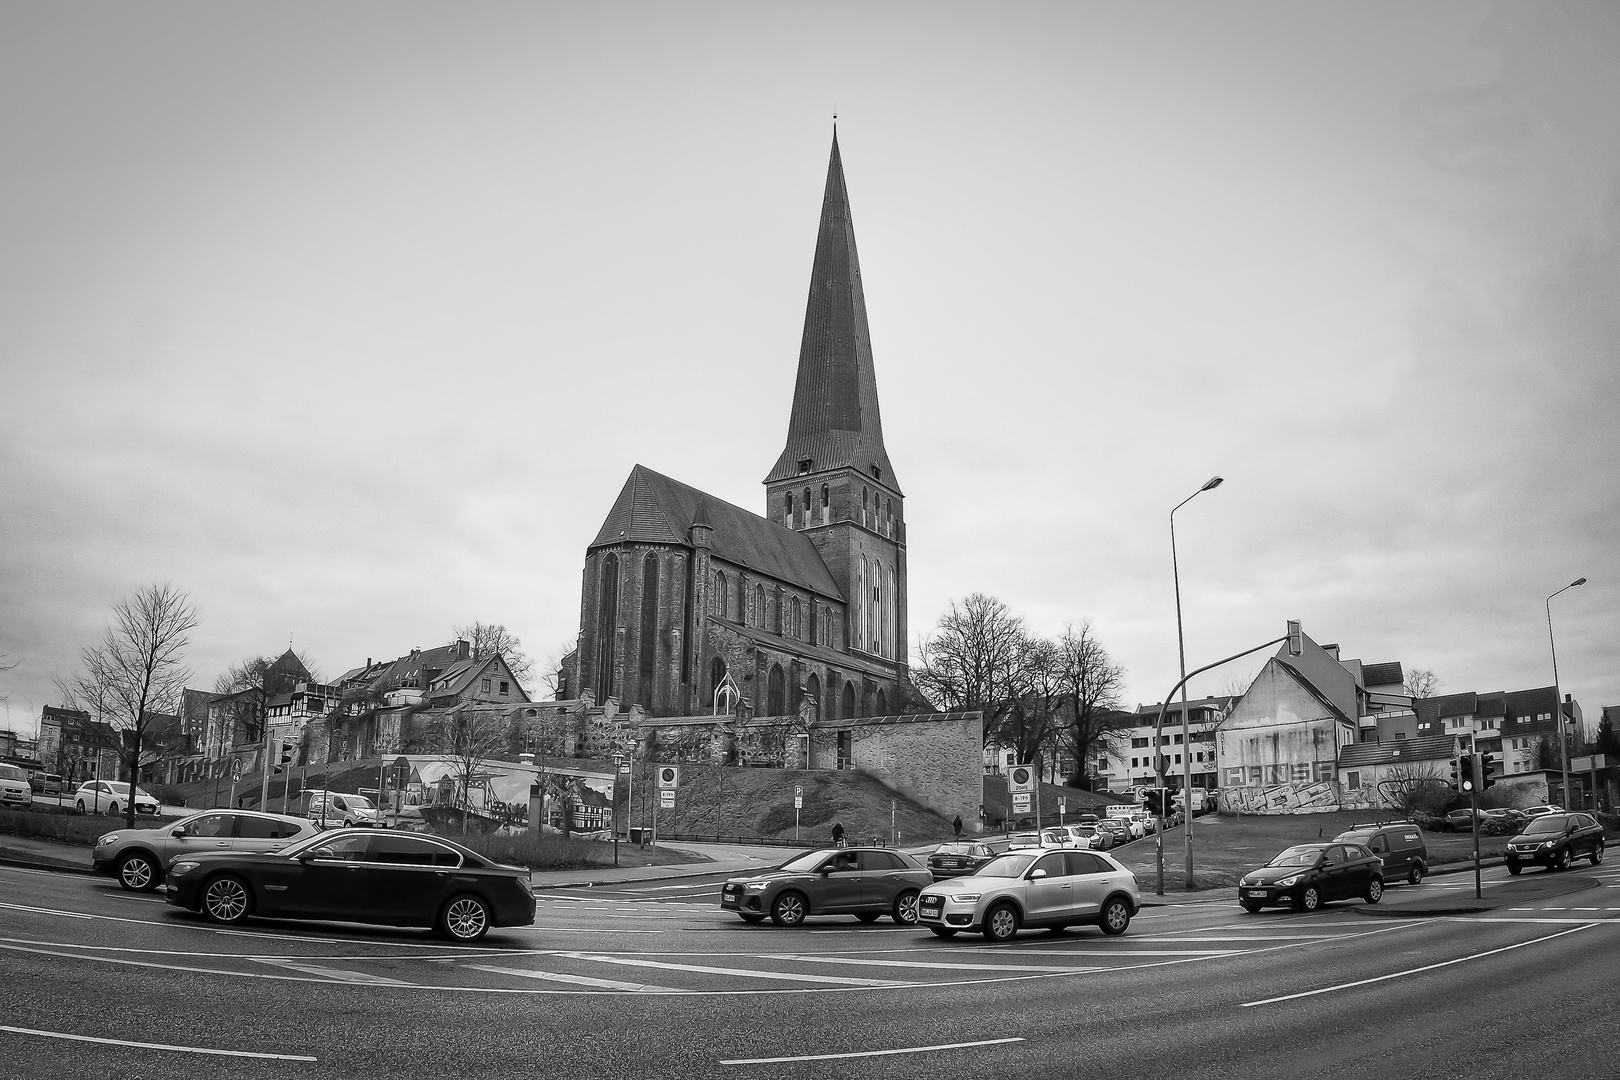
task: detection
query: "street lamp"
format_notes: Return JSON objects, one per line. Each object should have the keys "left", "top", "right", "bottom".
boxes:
{"left": 1169, "top": 475, "right": 1222, "bottom": 890}
{"left": 1546, "top": 577, "right": 1586, "bottom": 810}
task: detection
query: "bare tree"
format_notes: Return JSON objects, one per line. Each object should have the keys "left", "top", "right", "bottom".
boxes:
{"left": 429, "top": 705, "right": 514, "bottom": 834}
{"left": 992, "top": 636, "right": 1066, "bottom": 779}
{"left": 540, "top": 637, "right": 577, "bottom": 699}
{"left": 58, "top": 584, "right": 198, "bottom": 827}
{"left": 1404, "top": 668, "right": 1440, "bottom": 700}
{"left": 913, "top": 594, "right": 1038, "bottom": 737}
{"left": 452, "top": 621, "right": 535, "bottom": 685}
{"left": 1052, "top": 621, "right": 1129, "bottom": 790}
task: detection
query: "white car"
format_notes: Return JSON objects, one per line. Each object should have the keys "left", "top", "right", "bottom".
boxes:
{"left": 917, "top": 848, "right": 1141, "bottom": 941}
{"left": 305, "top": 790, "right": 385, "bottom": 828}
{"left": 1520, "top": 805, "right": 1563, "bottom": 819}
{"left": 74, "top": 781, "right": 159, "bottom": 817}
{"left": 0, "top": 763, "right": 32, "bottom": 808}
{"left": 1045, "top": 825, "right": 1103, "bottom": 850}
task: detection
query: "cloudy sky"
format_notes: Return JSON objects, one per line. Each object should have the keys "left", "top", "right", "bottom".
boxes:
{"left": 3, "top": 2, "right": 1617, "bottom": 739}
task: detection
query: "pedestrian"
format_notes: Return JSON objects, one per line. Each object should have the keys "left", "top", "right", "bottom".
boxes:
{"left": 952, "top": 814, "right": 963, "bottom": 840}
{"left": 831, "top": 820, "right": 845, "bottom": 847}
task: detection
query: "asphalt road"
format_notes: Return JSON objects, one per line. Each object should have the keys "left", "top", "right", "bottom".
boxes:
{"left": 2, "top": 861, "right": 1618, "bottom": 1079}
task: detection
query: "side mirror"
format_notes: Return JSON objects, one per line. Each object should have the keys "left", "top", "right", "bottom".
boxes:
{"left": 170, "top": 827, "right": 187, "bottom": 838}
{"left": 298, "top": 850, "right": 320, "bottom": 863}
{"left": 1029, "top": 868, "right": 1047, "bottom": 880}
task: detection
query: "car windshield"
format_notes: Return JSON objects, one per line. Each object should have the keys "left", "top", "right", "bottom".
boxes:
{"left": 345, "top": 795, "right": 375, "bottom": 809}
{"left": 776, "top": 851, "right": 834, "bottom": 873}
{"left": 976, "top": 853, "right": 1039, "bottom": 878}
{"left": 0, "top": 765, "right": 25, "bottom": 780}
{"left": 1523, "top": 816, "right": 1568, "bottom": 835}
{"left": 1268, "top": 846, "right": 1325, "bottom": 867}
{"left": 933, "top": 844, "right": 974, "bottom": 855}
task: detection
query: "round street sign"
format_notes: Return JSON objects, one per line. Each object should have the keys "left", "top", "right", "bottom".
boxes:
{"left": 658, "top": 766, "right": 679, "bottom": 789}
{"left": 794, "top": 785, "right": 803, "bottom": 797}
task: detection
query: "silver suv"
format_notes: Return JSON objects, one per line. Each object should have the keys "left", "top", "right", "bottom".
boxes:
{"left": 917, "top": 848, "right": 1140, "bottom": 942}
{"left": 91, "top": 809, "right": 316, "bottom": 891}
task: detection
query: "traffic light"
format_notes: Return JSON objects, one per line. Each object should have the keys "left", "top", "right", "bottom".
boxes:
{"left": 1458, "top": 754, "right": 1475, "bottom": 793}
{"left": 273, "top": 740, "right": 295, "bottom": 773}
{"left": 1448, "top": 755, "right": 1460, "bottom": 789}
{"left": 1479, "top": 752, "right": 1496, "bottom": 789}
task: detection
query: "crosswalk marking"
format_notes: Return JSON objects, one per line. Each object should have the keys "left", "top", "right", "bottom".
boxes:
{"left": 250, "top": 958, "right": 412, "bottom": 985}
{"left": 468, "top": 964, "right": 687, "bottom": 992}
{"left": 560, "top": 951, "right": 906, "bottom": 986}
{"left": 761, "top": 953, "right": 1106, "bottom": 973}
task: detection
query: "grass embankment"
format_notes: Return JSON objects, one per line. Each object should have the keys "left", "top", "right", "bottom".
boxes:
{"left": 0, "top": 805, "right": 139, "bottom": 846}
{"left": 1105, "top": 809, "right": 1524, "bottom": 893}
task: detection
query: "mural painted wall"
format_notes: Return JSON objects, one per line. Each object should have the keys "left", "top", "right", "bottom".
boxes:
{"left": 1216, "top": 660, "right": 1356, "bottom": 815}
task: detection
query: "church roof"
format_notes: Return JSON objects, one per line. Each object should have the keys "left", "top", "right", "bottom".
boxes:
{"left": 590, "top": 465, "right": 844, "bottom": 600}
{"left": 765, "top": 131, "right": 900, "bottom": 493}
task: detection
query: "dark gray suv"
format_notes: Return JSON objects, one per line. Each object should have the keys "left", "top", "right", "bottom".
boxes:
{"left": 1505, "top": 813, "right": 1605, "bottom": 873}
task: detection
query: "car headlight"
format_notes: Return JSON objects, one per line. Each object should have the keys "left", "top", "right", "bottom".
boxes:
{"left": 1275, "top": 875, "right": 1299, "bottom": 887}
{"left": 98, "top": 834, "right": 119, "bottom": 846}
{"left": 1540, "top": 841, "right": 1554, "bottom": 849}
{"left": 170, "top": 861, "right": 200, "bottom": 877}
{"left": 744, "top": 881, "right": 768, "bottom": 892}
{"left": 950, "top": 893, "right": 981, "bottom": 904}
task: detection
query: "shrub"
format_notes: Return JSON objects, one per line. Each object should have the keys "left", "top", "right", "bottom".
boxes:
{"left": 450, "top": 829, "right": 615, "bottom": 870}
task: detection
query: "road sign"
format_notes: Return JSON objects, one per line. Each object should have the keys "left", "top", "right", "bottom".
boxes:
{"left": 794, "top": 795, "right": 803, "bottom": 809}
{"left": 657, "top": 766, "right": 679, "bottom": 789}
{"left": 795, "top": 784, "right": 803, "bottom": 797}
{"left": 1012, "top": 792, "right": 1032, "bottom": 812}
{"left": 1058, "top": 798, "right": 1066, "bottom": 814}
{"left": 230, "top": 760, "right": 243, "bottom": 782}
{"left": 659, "top": 790, "right": 676, "bottom": 809}
{"left": 618, "top": 760, "right": 631, "bottom": 774}
{"left": 1007, "top": 765, "right": 1035, "bottom": 794}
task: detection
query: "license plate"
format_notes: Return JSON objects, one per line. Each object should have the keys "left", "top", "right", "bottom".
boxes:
{"left": 1244, "top": 890, "right": 1267, "bottom": 899}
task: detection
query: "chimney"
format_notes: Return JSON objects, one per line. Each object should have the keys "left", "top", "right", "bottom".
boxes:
{"left": 458, "top": 639, "right": 470, "bottom": 661}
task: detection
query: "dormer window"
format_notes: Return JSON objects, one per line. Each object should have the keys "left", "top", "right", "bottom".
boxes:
{"left": 798, "top": 458, "right": 813, "bottom": 473}
{"left": 871, "top": 465, "right": 882, "bottom": 480}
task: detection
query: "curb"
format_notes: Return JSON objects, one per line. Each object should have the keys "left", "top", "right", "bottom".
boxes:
{"left": 0, "top": 854, "right": 94, "bottom": 876}
{"left": 1352, "top": 874, "right": 1600, "bottom": 918}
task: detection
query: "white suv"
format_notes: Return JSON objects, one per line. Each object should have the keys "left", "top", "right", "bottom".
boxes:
{"left": 0, "top": 764, "right": 31, "bottom": 808}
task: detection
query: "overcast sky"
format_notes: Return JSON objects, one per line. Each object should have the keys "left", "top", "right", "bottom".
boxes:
{"left": 3, "top": 2, "right": 1617, "bottom": 740}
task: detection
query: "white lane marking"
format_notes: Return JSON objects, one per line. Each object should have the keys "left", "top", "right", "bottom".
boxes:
{"left": 635, "top": 882, "right": 725, "bottom": 892}
{"left": 113, "top": 895, "right": 168, "bottom": 904}
{"left": 762, "top": 953, "right": 1108, "bottom": 973}
{"left": 0, "top": 902, "right": 92, "bottom": 920}
{"left": 721, "top": 1036, "right": 1024, "bottom": 1065}
{"left": 1131, "top": 935, "right": 1335, "bottom": 942}
{"left": 250, "top": 958, "right": 413, "bottom": 985}
{"left": 560, "top": 951, "right": 906, "bottom": 986}
{"left": 0, "top": 1024, "right": 317, "bottom": 1062}
{"left": 469, "top": 964, "right": 688, "bottom": 992}
{"left": 506, "top": 926, "right": 664, "bottom": 934}
{"left": 1241, "top": 924, "right": 1596, "bottom": 1007}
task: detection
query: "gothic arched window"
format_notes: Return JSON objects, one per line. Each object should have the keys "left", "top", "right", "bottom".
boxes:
{"left": 784, "top": 491, "right": 794, "bottom": 525}
{"left": 773, "top": 586, "right": 784, "bottom": 636}
{"left": 806, "top": 672, "right": 821, "bottom": 721}
{"left": 791, "top": 596, "right": 802, "bottom": 640}
{"left": 637, "top": 552, "right": 659, "bottom": 708}
{"left": 709, "top": 656, "right": 727, "bottom": 710}
{"left": 821, "top": 485, "right": 830, "bottom": 524}
{"left": 841, "top": 681, "right": 855, "bottom": 720}
{"left": 767, "top": 664, "right": 785, "bottom": 716}
{"left": 876, "top": 688, "right": 888, "bottom": 715}
{"left": 753, "top": 584, "right": 764, "bottom": 628}
{"left": 712, "top": 570, "right": 726, "bottom": 617}
{"left": 596, "top": 552, "right": 619, "bottom": 699}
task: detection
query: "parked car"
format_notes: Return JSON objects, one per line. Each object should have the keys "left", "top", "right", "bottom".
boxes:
{"left": 1443, "top": 808, "right": 1483, "bottom": 832}
{"left": 74, "top": 781, "right": 159, "bottom": 817}
{"left": 0, "top": 764, "right": 32, "bottom": 808}
{"left": 1504, "top": 813, "right": 1606, "bottom": 874}
{"left": 303, "top": 790, "right": 385, "bottom": 828}
{"left": 92, "top": 809, "right": 316, "bottom": 892}
{"left": 163, "top": 828, "right": 534, "bottom": 941}
{"left": 1333, "top": 821, "right": 1429, "bottom": 885}
{"left": 1072, "top": 824, "right": 1111, "bottom": 850}
{"left": 1097, "top": 819, "right": 1132, "bottom": 846}
{"left": 29, "top": 772, "right": 65, "bottom": 796}
{"left": 719, "top": 847, "right": 932, "bottom": 926}
{"left": 1238, "top": 842, "right": 1385, "bottom": 912}
{"left": 1520, "top": 805, "right": 1563, "bottom": 819}
{"left": 926, "top": 841, "right": 1002, "bottom": 880}
{"left": 917, "top": 848, "right": 1139, "bottom": 941}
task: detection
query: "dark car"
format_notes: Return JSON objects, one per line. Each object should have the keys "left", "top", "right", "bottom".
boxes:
{"left": 163, "top": 828, "right": 534, "bottom": 941}
{"left": 926, "top": 842, "right": 1002, "bottom": 880}
{"left": 1096, "top": 819, "right": 1131, "bottom": 846}
{"left": 719, "top": 847, "right": 932, "bottom": 926}
{"left": 1443, "top": 808, "right": 1483, "bottom": 832}
{"left": 1504, "top": 813, "right": 1606, "bottom": 874}
{"left": 1238, "top": 842, "right": 1385, "bottom": 912}
{"left": 1333, "top": 822, "right": 1429, "bottom": 885}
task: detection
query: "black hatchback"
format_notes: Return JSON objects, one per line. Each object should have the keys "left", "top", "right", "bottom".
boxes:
{"left": 1238, "top": 842, "right": 1385, "bottom": 912}
{"left": 926, "top": 841, "right": 1009, "bottom": 880}
{"left": 163, "top": 828, "right": 535, "bottom": 941}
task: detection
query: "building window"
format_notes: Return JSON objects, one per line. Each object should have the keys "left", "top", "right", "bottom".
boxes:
{"left": 1346, "top": 771, "right": 1361, "bottom": 790}
{"left": 806, "top": 673, "right": 821, "bottom": 721}
{"left": 638, "top": 552, "right": 659, "bottom": 708}
{"left": 821, "top": 485, "right": 829, "bottom": 524}
{"left": 596, "top": 552, "right": 619, "bottom": 699}
{"left": 753, "top": 584, "right": 764, "bottom": 628}
{"left": 784, "top": 491, "right": 794, "bottom": 525}
{"left": 767, "top": 664, "right": 785, "bottom": 716}
{"left": 791, "top": 597, "right": 802, "bottom": 640}
{"left": 841, "top": 681, "right": 855, "bottom": 720}
{"left": 480, "top": 679, "right": 491, "bottom": 694}
{"left": 712, "top": 570, "right": 726, "bottom": 617}
{"left": 499, "top": 681, "right": 509, "bottom": 696}
{"left": 773, "top": 587, "right": 784, "bottom": 636}
{"left": 1131, "top": 736, "right": 1149, "bottom": 748}
{"left": 803, "top": 487, "right": 811, "bottom": 528}
{"left": 876, "top": 689, "right": 887, "bottom": 715}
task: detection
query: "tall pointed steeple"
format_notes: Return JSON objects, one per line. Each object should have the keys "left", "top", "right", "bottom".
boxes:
{"left": 766, "top": 131, "right": 899, "bottom": 493}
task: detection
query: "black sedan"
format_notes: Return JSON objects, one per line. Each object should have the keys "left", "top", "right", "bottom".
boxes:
{"left": 926, "top": 841, "right": 1007, "bottom": 880}
{"left": 1238, "top": 842, "right": 1384, "bottom": 912}
{"left": 720, "top": 847, "right": 933, "bottom": 926}
{"left": 163, "top": 828, "right": 535, "bottom": 941}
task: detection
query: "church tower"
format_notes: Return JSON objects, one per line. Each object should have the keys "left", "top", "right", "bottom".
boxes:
{"left": 765, "top": 131, "right": 908, "bottom": 677}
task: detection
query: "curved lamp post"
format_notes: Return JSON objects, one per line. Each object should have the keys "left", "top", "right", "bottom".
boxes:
{"left": 1546, "top": 577, "right": 1586, "bottom": 809}
{"left": 1170, "top": 476, "right": 1222, "bottom": 888}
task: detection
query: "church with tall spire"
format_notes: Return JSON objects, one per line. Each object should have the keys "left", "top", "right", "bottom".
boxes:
{"left": 570, "top": 132, "right": 914, "bottom": 726}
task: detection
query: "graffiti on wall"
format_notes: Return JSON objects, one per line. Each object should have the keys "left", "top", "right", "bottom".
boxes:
{"left": 1219, "top": 779, "right": 1341, "bottom": 814}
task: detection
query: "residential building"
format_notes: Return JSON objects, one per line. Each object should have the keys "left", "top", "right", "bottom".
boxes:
{"left": 1098, "top": 698, "right": 1235, "bottom": 795}
{"left": 36, "top": 705, "right": 120, "bottom": 783}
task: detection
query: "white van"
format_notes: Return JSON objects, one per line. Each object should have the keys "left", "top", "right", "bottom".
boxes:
{"left": 301, "top": 789, "right": 385, "bottom": 828}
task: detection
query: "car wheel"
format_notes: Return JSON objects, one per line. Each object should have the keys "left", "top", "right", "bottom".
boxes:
{"left": 892, "top": 889, "right": 920, "bottom": 926}
{"left": 1549, "top": 850, "right": 1567, "bottom": 872}
{"left": 1408, "top": 863, "right": 1425, "bottom": 886}
{"left": 1365, "top": 878, "right": 1384, "bottom": 905}
{"left": 1099, "top": 897, "right": 1132, "bottom": 935}
{"left": 1507, "top": 861, "right": 1522, "bottom": 876}
{"left": 1240, "top": 902, "right": 1263, "bottom": 913}
{"left": 439, "top": 895, "right": 490, "bottom": 941}
{"left": 983, "top": 903, "right": 1019, "bottom": 943}
{"left": 107, "top": 802, "right": 119, "bottom": 817}
{"left": 1295, "top": 885, "right": 1322, "bottom": 912}
{"left": 928, "top": 926, "right": 958, "bottom": 939}
{"left": 770, "top": 891, "right": 807, "bottom": 927}
{"left": 855, "top": 912, "right": 881, "bottom": 923}
{"left": 738, "top": 913, "right": 765, "bottom": 924}
{"left": 1592, "top": 843, "right": 1605, "bottom": 866}
{"left": 201, "top": 875, "right": 252, "bottom": 925}
{"left": 117, "top": 852, "right": 159, "bottom": 892}
{"left": 75, "top": 800, "right": 85, "bottom": 814}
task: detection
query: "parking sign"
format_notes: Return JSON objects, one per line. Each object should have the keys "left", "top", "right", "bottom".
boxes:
{"left": 1007, "top": 765, "right": 1035, "bottom": 794}
{"left": 657, "top": 766, "right": 679, "bottom": 790}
